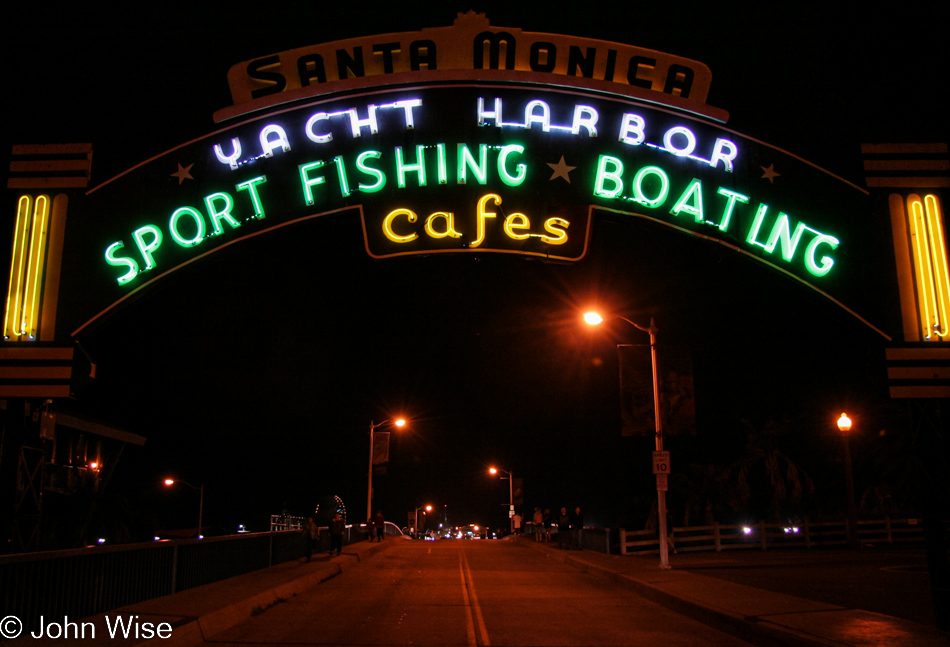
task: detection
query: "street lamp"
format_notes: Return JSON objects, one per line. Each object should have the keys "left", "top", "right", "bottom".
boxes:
{"left": 163, "top": 478, "right": 204, "bottom": 537}
{"left": 836, "top": 413, "right": 860, "bottom": 548}
{"left": 489, "top": 466, "right": 515, "bottom": 533}
{"left": 413, "top": 504, "right": 432, "bottom": 538}
{"left": 584, "top": 310, "right": 671, "bottom": 569}
{"left": 367, "top": 418, "right": 406, "bottom": 522}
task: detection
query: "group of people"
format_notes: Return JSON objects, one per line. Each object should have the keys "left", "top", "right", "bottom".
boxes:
{"left": 301, "top": 511, "right": 349, "bottom": 562}
{"left": 521, "top": 506, "right": 584, "bottom": 550}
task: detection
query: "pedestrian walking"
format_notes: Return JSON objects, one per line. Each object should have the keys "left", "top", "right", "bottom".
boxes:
{"left": 571, "top": 506, "right": 584, "bottom": 550}
{"left": 512, "top": 511, "right": 523, "bottom": 534}
{"left": 557, "top": 507, "right": 571, "bottom": 549}
{"left": 533, "top": 507, "right": 544, "bottom": 542}
{"left": 542, "top": 508, "right": 553, "bottom": 542}
{"left": 330, "top": 512, "right": 345, "bottom": 555}
{"left": 374, "top": 510, "right": 386, "bottom": 542}
{"left": 303, "top": 517, "right": 319, "bottom": 562}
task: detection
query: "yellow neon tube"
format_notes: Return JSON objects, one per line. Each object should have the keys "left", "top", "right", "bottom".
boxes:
{"left": 21, "top": 195, "right": 50, "bottom": 340}
{"left": 4, "top": 196, "right": 32, "bottom": 339}
{"left": 924, "top": 194, "right": 949, "bottom": 337}
{"left": 908, "top": 194, "right": 950, "bottom": 340}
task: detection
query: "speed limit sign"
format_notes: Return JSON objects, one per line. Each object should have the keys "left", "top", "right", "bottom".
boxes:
{"left": 653, "top": 451, "right": 670, "bottom": 474}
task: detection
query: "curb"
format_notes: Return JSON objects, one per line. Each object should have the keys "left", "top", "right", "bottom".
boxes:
{"left": 12, "top": 539, "right": 397, "bottom": 647}
{"left": 518, "top": 539, "right": 841, "bottom": 647}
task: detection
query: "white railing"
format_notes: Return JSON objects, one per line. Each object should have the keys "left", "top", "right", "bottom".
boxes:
{"left": 619, "top": 518, "right": 939, "bottom": 555}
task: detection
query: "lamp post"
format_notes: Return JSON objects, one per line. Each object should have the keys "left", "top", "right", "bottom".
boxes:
{"left": 584, "top": 311, "right": 671, "bottom": 569}
{"left": 489, "top": 466, "right": 515, "bottom": 533}
{"left": 413, "top": 504, "right": 432, "bottom": 538}
{"left": 163, "top": 478, "right": 204, "bottom": 537}
{"left": 367, "top": 418, "right": 406, "bottom": 522}
{"left": 836, "top": 413, "right": 860, "bottom": 548}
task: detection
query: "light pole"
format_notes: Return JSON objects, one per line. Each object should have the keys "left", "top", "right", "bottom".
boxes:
{"left": 367, "top": 418, "right": 406, "bottom": 522}
{"left": 163, "top": 478, "right": 204, "bottom": 537}
{"left": 489, "top": 466, "right": 514, "bottom": 533}
{"left": 836, "top": 413, "right": 860, "bottom": 548}
{"left": 413, "top": 504, "right": 432, "bottom": 538}
{"left": 584, "top": 311, "right": 671, "bottom": 569}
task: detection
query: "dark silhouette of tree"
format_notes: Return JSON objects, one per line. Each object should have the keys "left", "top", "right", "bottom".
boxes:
{"left": 725, "top": 419, "right": 814, "bottom": 523}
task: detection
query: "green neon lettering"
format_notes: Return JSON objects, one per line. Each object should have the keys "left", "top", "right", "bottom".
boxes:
{"left": 497, "top": 144, "right": 527, "bottom": 187}
{"left": 170, "top": 207, "right": 206, "bottom": 247}
{"left": 765, "top": 214, "right": 807, "bottom": 261}
{"left": 105, "top": 242, "right": 139, "bottom": 285}
{"left": 236, "top": 176, "right": 267, "bottom": 218}
{"left": 436, "top": 144, "right": 448, "bottom": 184}
{"left": 333, "top": 156, "right": 351, "bottom": 197}
{"left": 133, "top": 225, "right": 163, "bottom": 271}
{"left": 804, "top": 233, "right": 839, "bottom": 277}
{"left": 458, "top": 144, "right": 488, "bottom": 185}
{"left": 746, "top": 204, "right": 770, "bottom": 247}
{"left": 593, "top": 155, "right": 624, "bottom": 198}
{"left": 670, "top": 179, "right": 704, "bottom": 222}
{"left": 356, "top": 151, "right": 386, "bottom": 193}
{"left": 205, "top": 192, "right": 240, "bottom": 236}
{"left": 632, "top": 166, "right": 669, "bottom": 208}
{"left": 395, "top": 145, "right": 427, "bottom": 188}
{"left": 714, "top": 188, "right": 749, "bottom": 232}
{"left": 299, "top": 162, "right": 326, "bottom": 206}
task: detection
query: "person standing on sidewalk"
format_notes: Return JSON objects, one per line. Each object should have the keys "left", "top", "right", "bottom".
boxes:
{"left": 329, "top": 513, "right": 345, "bottom": 556}
{"left": 303, "top": 517, "right": 319, "bottom": 562}
{"left": 557, "top": 507, "right": 571, "bottom": 549}
{"left": 533, "top": 507, "right": 544, "bottom": 542}
{"left": 571, "top": 506, "right": 584, "bottom": 550}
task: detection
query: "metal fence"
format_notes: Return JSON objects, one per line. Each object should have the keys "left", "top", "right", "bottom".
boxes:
{"left": 619, "top": 518, "right": 944, "bottom": 555}
{"left": 0, "top": 525, "right": 373, "bottom": 631}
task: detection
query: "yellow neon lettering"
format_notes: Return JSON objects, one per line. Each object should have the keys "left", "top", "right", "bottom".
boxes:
{"left": 383, "top": 208, "right": 419, "bottom": 243}
{"left": 909, "top": 194, "right": 950, "bottom": 339}
{"left": 503, "top": 213, "right": 531, "bottom": 240}
{"left": 4, "top": 196, "right": 32, "bottom": 339}
{"left": 540, "top": 217, "right": 569, "bottom": 245}
{"left": 473, "top": 194, "right": 501, "bottom": 248}
{"left": 424, "top": 212, "right": 461, "bottom": 239}
{"left": 21, "top": 195, "right": 50, "bottom": 339}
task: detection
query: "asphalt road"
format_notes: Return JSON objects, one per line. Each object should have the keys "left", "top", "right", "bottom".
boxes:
{"left": 201, "top": 539, "right": 755, "bottom": 646}
{"left": 669, "top": 548, "right": 938, "bottom": 627}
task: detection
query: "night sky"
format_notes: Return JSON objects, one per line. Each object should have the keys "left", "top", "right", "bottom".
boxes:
{"left": 4, "top": 2, "right": 948, "bottom": 538}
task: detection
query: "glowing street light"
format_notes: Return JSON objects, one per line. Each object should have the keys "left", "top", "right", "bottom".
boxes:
{"left": 163, "top": 478, "right": 204, "bottom": 537}
{"left": 837, "top": 412, "right": 860, "bottom": 548}
{"left": 367, "top": 418, "right": 407, "bottom": 521}
{"left": 584, "top": 310, "right": 671, "bottom": 569}
{"left": 489, "top": 466, "right": 515, "bottom": 533}
{"left": 413, "top": 504, "right": 433, "bottom": 538}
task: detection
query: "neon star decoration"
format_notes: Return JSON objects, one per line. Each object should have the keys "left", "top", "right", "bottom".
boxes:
{"left": 547, "top": 156, "right": 576, "bottom": 183}
{"left": 760, "top": 164, "right": 780, "bottom": 183}
{"left": 171, "top": 163, "right": 194, "bottom": 185}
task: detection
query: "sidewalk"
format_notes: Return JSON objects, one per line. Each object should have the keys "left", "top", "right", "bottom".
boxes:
{"left": 10, "top": 537, "right": 400, "bottom": 647}
{"left": 517, "top": 536, "right": 948, "bottom": 647}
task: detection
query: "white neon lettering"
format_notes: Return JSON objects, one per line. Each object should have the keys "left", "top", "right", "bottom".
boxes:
{"left": 214, "top": 138, "right": 242, "bottom": 170}
{"left": 524, "top": 100, "right": 551, "bottom": 132}
{"left": 709, "top": 138, "right": 738, "bottom": 172}
{"left": 346, "top": 105, "right": 379, "bottom": 137}
{"left": 259, "top": 125, "right": 291, "bottom": 158}
{"left": 477, "top": 97, "right": 503, "bottom": 126}
{"left": 305, "top": 113, "right": 333, "bottom": 143}
{"left": 663, "top": 127, "right": 696, "bottom": 157}
{"left": 571, "top": 105, "right": 598, "bottom": 137}
{"left": 618, "top": 114, "right": 645, "bottom": 145}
